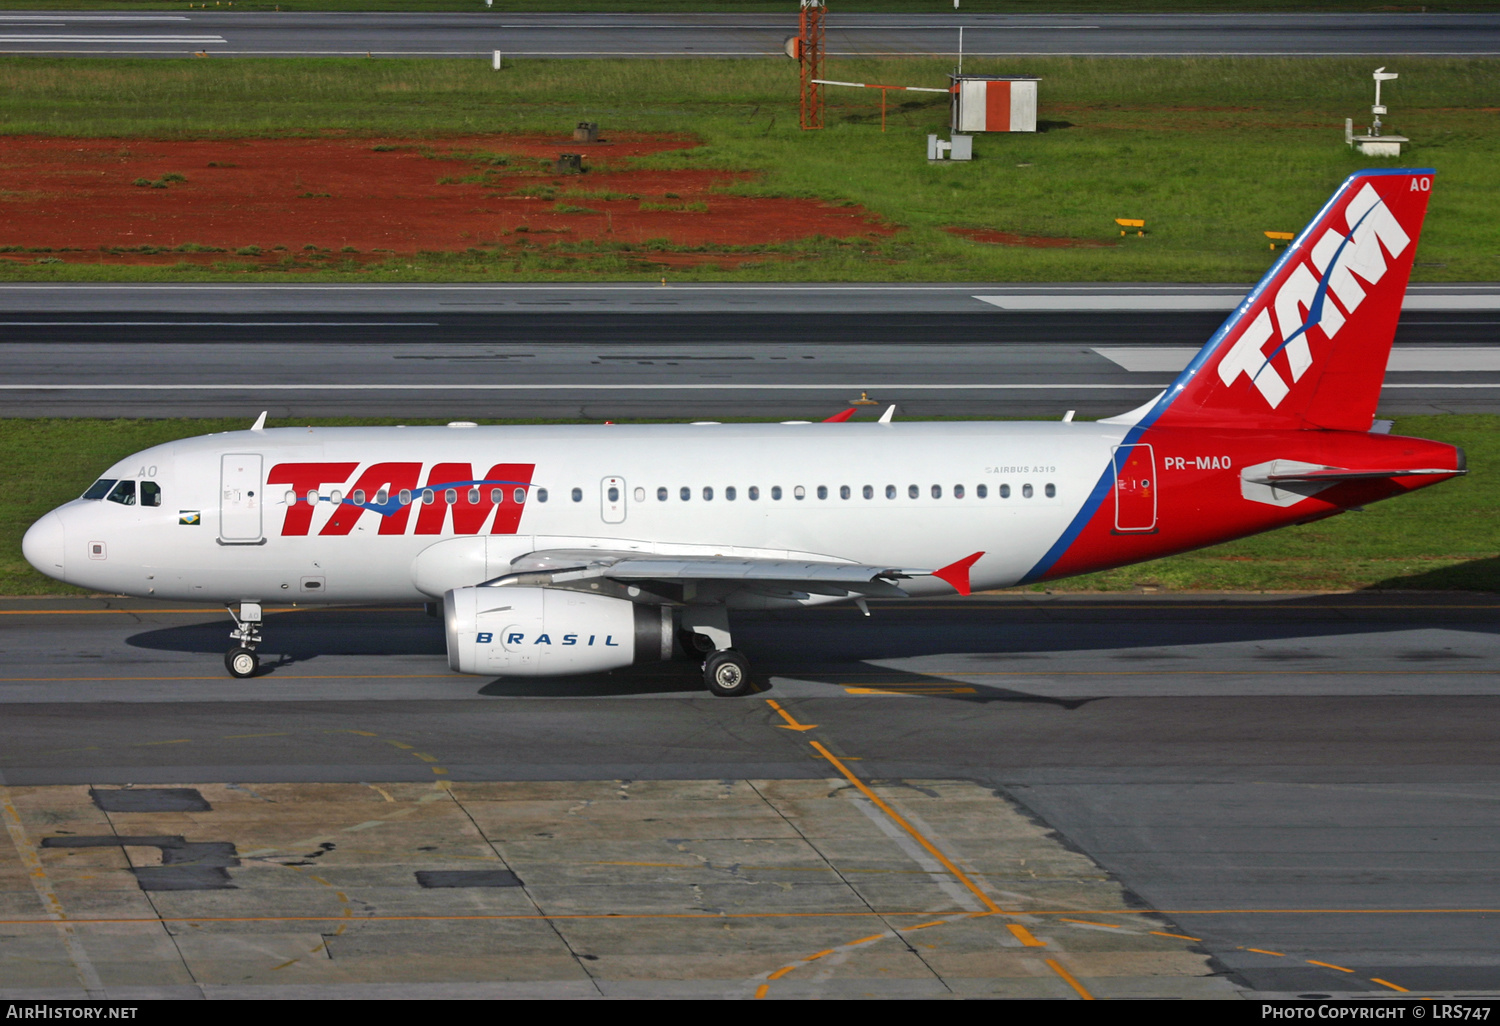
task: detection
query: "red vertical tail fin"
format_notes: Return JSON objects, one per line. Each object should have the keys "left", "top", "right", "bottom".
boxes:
{"left": 1145, "top": 169, "right": 1433, "bottom": 433}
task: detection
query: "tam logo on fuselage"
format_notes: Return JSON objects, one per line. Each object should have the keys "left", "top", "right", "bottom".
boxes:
{"left": 1216, "top": 182, "right": 1414, "bottom": 409}
{"left": 266, "top": 461, "right": 537, "bottom": 537}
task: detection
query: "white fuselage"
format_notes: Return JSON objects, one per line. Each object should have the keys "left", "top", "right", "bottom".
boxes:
{"left": 31, "top": 421, "right": 1122, "bottom": 605}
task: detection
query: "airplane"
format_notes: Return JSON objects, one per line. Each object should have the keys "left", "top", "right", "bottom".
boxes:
{"left": 22, "top": 168, "right": 1464, "bottom": 696}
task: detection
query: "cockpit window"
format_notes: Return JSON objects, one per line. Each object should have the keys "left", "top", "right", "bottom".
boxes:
{"left": 105, "top": 480, "right": 136, "bottom": 506}
{"left": 140, "top": 482, "right": 161, "bottom": 507}
{"left": 82, "top": 478, "right": 116, "bottom": 500}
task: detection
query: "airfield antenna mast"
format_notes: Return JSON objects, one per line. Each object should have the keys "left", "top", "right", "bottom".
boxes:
{"left": 799, "top": 0, "right": 825, "bottom": 130}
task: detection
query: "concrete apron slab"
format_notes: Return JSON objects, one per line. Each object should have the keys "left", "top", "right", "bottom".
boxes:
{"left": 0, "top": 779, "right": 1230, "bottom": 1000}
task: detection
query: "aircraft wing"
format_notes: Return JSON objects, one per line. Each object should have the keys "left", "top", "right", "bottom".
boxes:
{"left": 482, "top": 549, "right": 983, "bottom": 597}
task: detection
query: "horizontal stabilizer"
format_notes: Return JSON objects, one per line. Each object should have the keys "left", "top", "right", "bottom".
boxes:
{"left": 1253, "top": 467, "right": 1462, "bottom": 484}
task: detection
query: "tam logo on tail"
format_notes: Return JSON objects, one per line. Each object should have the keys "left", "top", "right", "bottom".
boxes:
{"left": 1151, "top": 169, "right": 1433, "bottom": 433}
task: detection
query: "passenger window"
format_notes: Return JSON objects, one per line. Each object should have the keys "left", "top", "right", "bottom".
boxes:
{"left": 908, "top": 484, "right": 919, "bottom": 499}
{"left": 607, "top": 486, "right": 620, "bottom": 502}
{"left": 703, "top": 486, "right": 714, "bottom": 501}
{"left": 513, "top": 487, "right": 526, "bottom": 504}
{"left": 658, "top": 487, "right": 668, "bottom": 501}
{"left": 772, "top": 486, "right": 783, "bottom": 500}
{"left": 931, "top": 484, "right": 942, "bottom": 499}
{"left": 816, "top": 486, "right": 828, "bottom": 500}
{"left": 330, "top": 490, "right": 344, "bottom": 506}
{"left": 140, "top": 482, "right": 161, "bottom": 507}
{"left": 422, "top": 489, "right": 435, "bottom": 505}
{"left": 467, "top": 487, "right": 480, "bottom": 505}
{"left": 839, "top": 485, "right": 850, "bottom": 500}
{"left": 794, "top": 486, "right": 805, "bottom": 500}
{"left": 106, "top": 480, "right": 136, "bottom": 506}
{"left": 398, "top": 489, "right": 412, "bottom": 506}
{"left": 976, "top": 484, "right": 988, "bottom": 499}
{"left": 1000, "top": 484, "right": 1011, "bottom": 499}
{"left": 444, "top": 488, "right": 457, "bottom": 505}
{"left": 726, "top": 486, "right": 737, "bottom": 501}
{"left": 375, "top": 488, "right": 389, "bottom": 505}
{"left": 681, "top": 487, "right": 691, "bottom": 501}
{"left": 634, "top": 487, "right": 645, "bottom": 502}
{"left": 862, "top": 485, "right": 873, "bottom": 500}
{"left": 572, "top": 488, "right": 583, "bottom": 503}
{"left": 82, "top": 478, "right": 116, "bottom": 500}
{"left": 352, "top": 489, "right": 366, "bottom": 506}
{"left": 536, "top": 488, "right": 548, "bottom": 503}
{"left": 886, "top": 485, "right": 896, "bottom": 499}
{"left": 492, "top": 488, "right": 504, "bottom": 504}
{"left": 954, "top": 484, "right": 965, "bottom": 499}
{"left": 748, "top": 486, "right": 760, "bottom": 501}
{"left": 1023, "top": 484, "right": 1034, "bottom": 498}
{"left": 1045, "top": 483, "right": 1056, "bottom": 498}
{"left": 306, "top": 489, "right": 319, "bottom": 506}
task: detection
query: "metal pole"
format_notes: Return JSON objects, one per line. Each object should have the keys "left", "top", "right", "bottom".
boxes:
{"left": 958, "top": 26, "right": 963, "bottom": 75}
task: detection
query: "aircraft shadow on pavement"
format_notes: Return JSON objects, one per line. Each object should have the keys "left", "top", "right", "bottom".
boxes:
{"left": 123, "top": 595, "right": 1499, "bottom": 698}
{"left": 125, "top": 610, "right": 447, "bottom": 666}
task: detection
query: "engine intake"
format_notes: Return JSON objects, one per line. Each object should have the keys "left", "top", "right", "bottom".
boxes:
{"left": 444, "top": 586, "right": 674, "bottom": 677}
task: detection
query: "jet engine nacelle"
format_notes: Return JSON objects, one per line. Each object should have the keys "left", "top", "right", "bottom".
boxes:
{"left": 443, "top": 586, "right": 675, "bottom": 677}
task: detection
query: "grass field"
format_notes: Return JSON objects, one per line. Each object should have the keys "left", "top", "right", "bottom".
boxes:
{"left": 0, "top": 55, "right": 1496, "bottom": 282}
{"left": 3, "top": 415, "right": 1495, "bottom": 596}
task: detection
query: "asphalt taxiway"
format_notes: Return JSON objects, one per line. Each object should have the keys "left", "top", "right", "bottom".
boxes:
{"left": 2, "top": 593, "right": 1498, "bottom": 997}
{"left": 0, "top": 284, "right": 1496, "bottom": 420}
{"left": 1, "top": 11, "right": 1497, "bottom": 58}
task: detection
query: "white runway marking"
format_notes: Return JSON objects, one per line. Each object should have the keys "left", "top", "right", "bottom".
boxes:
{"left": 0, "top": 14, "right": 190, "bottom": 19}
{"left": 0, "top": 321, "right": 437, "bottom": 327}
{"left": 0, "top": 382, "right": 1173, "bottom": 391}
{"left": 1094, "top": 347, "right": 1500, "bottom": 374}
{"left": 0, "top": 35, "right": 226, "bottom": 42}
{"left": 6, "top": 382, "right": 1500, "bottom": 392}
{"left": 980, "top": 295, "right": 1500, "bottom": 312}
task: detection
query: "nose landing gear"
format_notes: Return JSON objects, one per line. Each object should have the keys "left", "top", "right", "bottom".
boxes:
{"left": 225, "top": 602, "right": 263, "bottom": 679}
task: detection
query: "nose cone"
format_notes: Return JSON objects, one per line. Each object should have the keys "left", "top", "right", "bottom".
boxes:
{"left": 22, "top": 511, "right": 66, "bottom": 581}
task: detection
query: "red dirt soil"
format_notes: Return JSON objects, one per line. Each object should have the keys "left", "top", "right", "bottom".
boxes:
{"left": 944, "top": 226, "right": 1115, "bottom": 249}
{"left": 0, "top": 134, "right": 894, "bottom": 265}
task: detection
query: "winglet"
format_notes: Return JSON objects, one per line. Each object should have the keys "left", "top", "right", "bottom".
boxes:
{"left": 879, "top": 404, "right": 896, "bottom": 424}
{"left": 250, "top": 411, "right": 267, "bottom": 432}
{"left": 931, "top": 551, "right": 984, "bottom": 596}
{"left": 823, "top": 408, "right": 857, "bottom": 423}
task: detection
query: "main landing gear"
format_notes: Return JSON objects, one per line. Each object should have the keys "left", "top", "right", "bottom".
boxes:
{"left": 703, "top": 649, "right": 752, "bottom": 698}
{"left": 682, "top": 605, "right": 754, "bottom": 698}
{"left": 225, "top": 601, "right": 263, "bottom": 679}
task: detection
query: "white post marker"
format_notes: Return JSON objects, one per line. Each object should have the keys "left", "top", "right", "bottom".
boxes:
{"left": 492, "top": 49, "right": 502, "bottom": 70}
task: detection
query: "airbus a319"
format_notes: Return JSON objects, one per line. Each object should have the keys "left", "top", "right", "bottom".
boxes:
{"left": 22, "top": 169, "right": 1464, "bottom": 696}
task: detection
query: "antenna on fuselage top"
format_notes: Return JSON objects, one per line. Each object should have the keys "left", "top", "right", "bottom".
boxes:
{"left": 250, "top": 411, "right": 267, "bottom": 432}
{"left": 878, "top": 405, "right": 896, "bottom": 424}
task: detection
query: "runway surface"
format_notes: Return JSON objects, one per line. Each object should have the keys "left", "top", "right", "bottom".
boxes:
{"left": 1, "top": 11, "right": 1498, "bottom": 57}
{"left": 0, "top": 284, "right": 1496, "bottom": 419}
{"left": 2, "top": 592, "right": 1498, "bottom": 994}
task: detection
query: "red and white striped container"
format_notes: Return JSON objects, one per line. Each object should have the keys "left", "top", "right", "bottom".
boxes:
{"left": 950, "top": 76, "right": 1039, "bottom": 133}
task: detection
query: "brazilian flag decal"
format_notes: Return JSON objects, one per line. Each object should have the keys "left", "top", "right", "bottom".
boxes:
{"left": 179, "top": 511, "right": 201, "bottom": 526}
